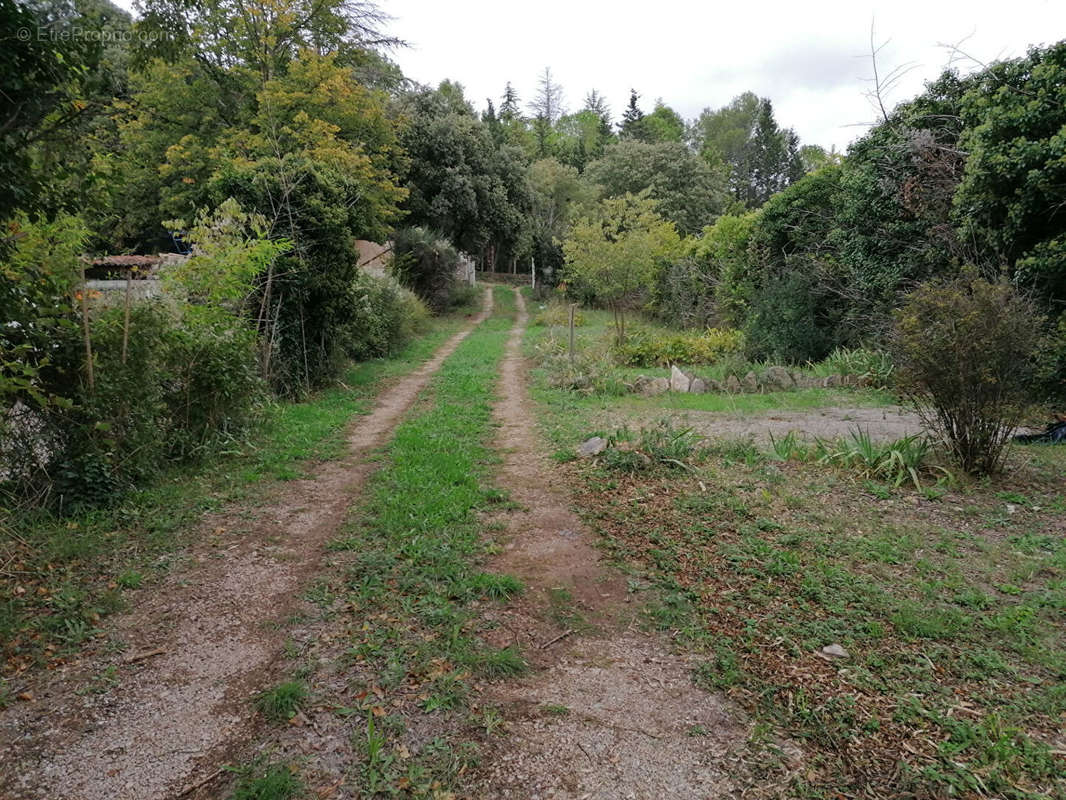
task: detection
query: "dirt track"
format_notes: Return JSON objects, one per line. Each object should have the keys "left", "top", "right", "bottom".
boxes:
{"left": 0, "top": 290, "right": 494, "bottom": 800}
{"left": 471, "top": 289, "right": 749, "bottom": 798}
{"left": 4, "top": 287, "right": 762, "bottom": 799}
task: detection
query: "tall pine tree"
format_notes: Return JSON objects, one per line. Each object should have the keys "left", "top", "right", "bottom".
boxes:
{"left": 618, "top": 89, "right": 647, "bottom": 141}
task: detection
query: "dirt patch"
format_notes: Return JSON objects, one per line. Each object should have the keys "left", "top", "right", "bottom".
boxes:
{"left": 471, "top": 289, "right": 750, "bottom": 798}
{"left": 0, "top": 291, "right": 495, "bottom": 800}
{"left": 608, "top": 404, "right": 923, "bottom": 446}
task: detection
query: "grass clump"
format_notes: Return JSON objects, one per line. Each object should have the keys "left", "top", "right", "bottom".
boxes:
{"left": 254, "top": 680, "right": 308, "bottom": 723}
{"left": 227, "top": 759, "right": 302, "bottom": 800}
{"left": 770, "top": 428, "right": 947, "bottom": 490}
{"left": 600, "top": 422, "right": 707, "bottom": 474}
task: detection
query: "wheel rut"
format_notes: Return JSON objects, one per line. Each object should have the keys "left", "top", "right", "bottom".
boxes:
{"left": 472, "top": 289, "right": 748, "bottom": 799}
{"left": 0, "top": 289, "right": 495, "bottom": 800}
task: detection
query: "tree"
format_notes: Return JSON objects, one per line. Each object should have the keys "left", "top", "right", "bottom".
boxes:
{"left": 741, "top": 98, "right": 803, "bottom": 206}
{"left": 0, "top": 0, "right": 103, "bottom": 221}
{"left": 798, "top": 144, "right": 840, "bottom": 173}
{"left": 643, "top": 100, "right": 685, "bottom": 143}
{"left": 500, "top": 82, "right": 521, "bottom": 121}
{"left": 563, "top": 193, "right": 682, "bottom": 343}
{"left": 693, "top": 92, "right": 804, "bottom": 209}
{"left": 529, "top": 67, "right": 565, "bottom": 158}
{"left": 689, "top": 212, "right": 757, "bottom": 327}
{"left": 585, "top": 140, "right": 727, "bottom": 235}
{"left": 583, "top": 89, "right": 610, "bottom": 120}
{"left": 743, "top": 164, "right": 847, "bottom": 362}
{"left": 135, "top": 0, "right": 402, "bottom": 82}
{"left": 528, "top": 158, "right": 595, "bottom": 283}
{"left": 482, "top": 98, "right": 503, "bottom": 146}
{"left": 829, "top": 69, "right": 973, "bottom": 336}
{"left": 953, "top": 42, "right": 1066, "bottom": 309}
{"left": 618, "top": 89, "right": 646, "bottom": 141}
{"left": 692, "top": 91, "right": 760, "bottom": 184}
{"left": 400, "top": 83, "right": 532, "bottom": 270}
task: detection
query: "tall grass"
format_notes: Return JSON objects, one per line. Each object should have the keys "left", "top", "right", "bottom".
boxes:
{"left": 770, "top": 428, "right": 945, "bottom": 489}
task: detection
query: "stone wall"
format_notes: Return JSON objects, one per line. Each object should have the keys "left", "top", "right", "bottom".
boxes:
{"left": 633, "top": 365, "right": 873, "bottom": 396}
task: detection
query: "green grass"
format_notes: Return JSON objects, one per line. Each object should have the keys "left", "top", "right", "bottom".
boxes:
{"left": 322, "top": 296, "right": 525, "bottom": 795}
{"left": 255, "top": 680, "right": 308, "bottom": 723}
{"left": 226, "top": 758, "right": 303, "bottom": 800}
{"left": 0, "top": 313, "right": 472, "bottom": 677}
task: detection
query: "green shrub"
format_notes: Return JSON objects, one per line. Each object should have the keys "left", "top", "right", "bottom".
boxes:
{"left": 1035, "top": 312, "right": 1066, "bottom": 403}
{"left": 743, "top": 268, "right": 835, "bottom": 364}
{"left": 892, "top": 273, "right": 1043, "bottom": 475}
{"left": 613, "top": 326, "right": 745, "bottom": 367}
{"left": 391, "top": 226, "right": 461, "bottom": 313}
{"left": 3, "top": 301, "right": 265, "bottom": 509}
{"left": 537, "top": 335, "right": 628, "bottom": 396}
{"left": 654, "top": 257, "right": 718, "bottom": 329}
{"left": 343, "top": 272, "right": 430, "bottom": 361}
{"left": 443, "top": 281, "right": 480, "bottom": 312}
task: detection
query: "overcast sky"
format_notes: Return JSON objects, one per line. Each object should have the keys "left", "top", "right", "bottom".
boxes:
{"left": 383, "top": 0, "right": 1065, "bottom": 151}
{"left": 109, "top": 0, "right": 1066, "bottom": 151}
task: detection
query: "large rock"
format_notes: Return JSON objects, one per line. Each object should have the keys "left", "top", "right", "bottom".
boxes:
{"left": 742, "top": 371, "right": 759, "bottom": 392}
{"left": 689, "top": 378, "right": 707, "bottom": 394}
{"left": 577, "top": 436, "right": 608, "bottom": 457}
{"left": 643, "top": 377, "right": 670, "bottom": 396}
{"left": 669, "top": 364, "right": 691, "bottom": 393}
{"left": 706, "top": 378, "right": 724, "bottom": 393}
{"left": 725, "top": 374, "right": 742, "bottom": 393}
{"left": 763, "top": 366, "right": 794, "bottom": 390}
{"left": 823, "top": 374, "right": 841, "bottom": 388}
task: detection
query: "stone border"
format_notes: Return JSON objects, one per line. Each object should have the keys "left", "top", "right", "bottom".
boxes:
{"left": 631, "top": 364, "right": 872, "bottom": 396}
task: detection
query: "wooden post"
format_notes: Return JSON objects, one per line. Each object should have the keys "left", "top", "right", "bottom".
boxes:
{"left": 121, "top": 268, "right": 132, "bottom": 364}
{"left": 530, "top": 257, "right": 535, "bottom": 290}
{"left": 568, "top": 303, "right": 576, "bottom": 366}
{"left": 78, "top": 262, "right": 94, "bottom": 394}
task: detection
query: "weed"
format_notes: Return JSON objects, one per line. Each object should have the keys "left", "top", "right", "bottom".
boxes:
{"left": 478, "top": 706, "right": 506, "bottom": 735}
{"left": 602, "top": 422, "right": 705, "bottom": 473}
{"left": 362, "top": 712, "right": 390, "bottom": 794}
{"left": 543, "top": 703, "right": 570, "bottom": 716}
{"left": 254, "top": 681, "right": 308, "bottom": 723}
{"left": 226, "top": 759, "right": 302, "bottom": 800}
{"left": 115, "top": 570, "right": 143, "bottom": 589}
{"left": 694, "top": 643, "right": 746, "bottom": 690}
{"left": 473, "top": 646, "right": 528, "bottom": 678}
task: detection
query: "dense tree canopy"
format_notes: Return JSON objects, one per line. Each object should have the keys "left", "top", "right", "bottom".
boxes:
{"left": 585, "top": 140, "right": 727, "bottom": 235}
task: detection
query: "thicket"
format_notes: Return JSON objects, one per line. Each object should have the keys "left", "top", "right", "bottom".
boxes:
{"left": 0, "top": 200, "right": 428, "bottom": 509}
{"left": 692, "top": 45, "right": 1066, "bottom": 392}
{"left": 1, "top": 215, "right": 265, "bottom": 508}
